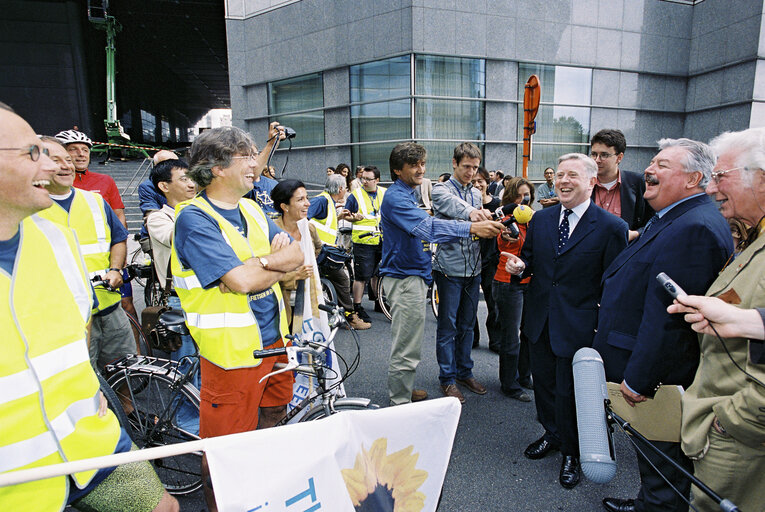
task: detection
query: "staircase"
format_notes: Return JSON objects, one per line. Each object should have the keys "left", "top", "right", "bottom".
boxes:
{"left": 93, "top": 158, "right": 152, "bottom": 234}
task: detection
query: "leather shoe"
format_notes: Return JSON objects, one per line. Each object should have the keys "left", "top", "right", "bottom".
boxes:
{"left": 602, "top": 498, "right": 635, "bottom": 512}
{"left": 441, "top": 384, "right": 466, "bottom": 404}
{"left": 559, "top": 455, "right": 580, "bottom": 489}
{"left": 411, "top": 389, "right": 428, "bottom": 402}
{"left": 523, "top": 436, "right": 559, "bottom": 460}
{"left": 456, "top": 377, "right": 487, "bottom": 395}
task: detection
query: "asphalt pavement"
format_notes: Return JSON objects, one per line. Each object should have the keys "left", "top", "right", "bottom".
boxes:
{"left": 152, "top": 283, "right": 641, "bottom": 512}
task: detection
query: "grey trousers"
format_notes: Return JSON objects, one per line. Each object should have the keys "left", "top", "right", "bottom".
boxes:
{"left": 383, "top": 275, "right": 428, "bottom": 405}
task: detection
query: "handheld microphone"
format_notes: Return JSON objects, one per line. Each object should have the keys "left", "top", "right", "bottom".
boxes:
{"left": 492, "top": 203, "right": 518, "bottom": 221}
{"left": 521, "top": 194, "right": 531, "bottom": 205}
{"left": 573, "top": 347, "right": 617, "bottom": 484}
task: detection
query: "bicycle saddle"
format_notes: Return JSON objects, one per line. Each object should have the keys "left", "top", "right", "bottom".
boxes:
{"left": 158, "top": 309, "right": 190, "bottom": 335}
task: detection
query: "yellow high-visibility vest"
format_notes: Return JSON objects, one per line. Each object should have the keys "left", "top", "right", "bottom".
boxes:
{"left": 36, "top": 188, "right": 121, "bottom": 312}
{"left": 0, "top": 216, "right": 121, "bottom": 511}
{"left": 171, "top": 196, "right": 289, "bottom": 369}
{"left": 309, "top": 191, "right": 338, "bottom": 245}
{"left": 350, "top": 186, "right": 385, "bottom": 245}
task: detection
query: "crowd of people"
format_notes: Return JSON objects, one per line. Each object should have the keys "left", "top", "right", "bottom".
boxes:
{"left": 2, "top": 95, "right": 764, "bottom": 512}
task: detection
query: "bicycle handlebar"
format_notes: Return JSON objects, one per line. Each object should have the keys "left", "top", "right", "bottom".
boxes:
{"left": 252, "top": 346, "right": 288, "bottom": 359}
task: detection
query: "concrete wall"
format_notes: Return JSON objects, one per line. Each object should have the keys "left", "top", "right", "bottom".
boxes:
{"left": 227, "top": 0, "right": 765, "bottom": 178}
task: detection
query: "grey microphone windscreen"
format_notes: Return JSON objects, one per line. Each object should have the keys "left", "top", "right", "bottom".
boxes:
{"left": 573, "top": 347, "right": 617, "bottom": 484}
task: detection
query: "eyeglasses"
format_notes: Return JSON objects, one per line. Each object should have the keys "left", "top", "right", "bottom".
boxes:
{"left": 710, "top": 167, "right": 745, "bottom": 183}
{"left": 231, "top": 152, "right": 260, "bottom": 163}
{"left": 590, "top": 152, "right": 616, "bottom": 160}
{"left": 0, "top": 145, "right": 49, "bottom": 162}
{"left": 360, "top": 177, "right": 377, "bottom": 182}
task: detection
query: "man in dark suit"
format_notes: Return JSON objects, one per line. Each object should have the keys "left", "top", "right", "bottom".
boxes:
{"left": 590, "top": 129, "right": 654, "bottom": 241}
{"left": 594, "top": 138, "right": 733, "bottom": 512}
{"left": 504, "top": 153, "right": 628, "bottom": 489}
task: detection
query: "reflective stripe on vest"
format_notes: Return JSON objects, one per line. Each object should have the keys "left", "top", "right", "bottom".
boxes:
{"left": 171, "top": 196, "right": 289, "bottom": 369}
{"left": 36, "top": 189, "right": 121, "bottom": 313}
{"left": 309, "top": 192, "right": 338, "bottom": 245}
{"left": 351, "top": 186, "right": 385, "bottom": 245}
{"left": 0, "top": 216, "right": 121, "bottom": 511}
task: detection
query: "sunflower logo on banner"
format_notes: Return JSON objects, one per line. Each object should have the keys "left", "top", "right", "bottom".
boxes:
{"left": 205, "top": 398, "right": 461, "bottom": 511}
{"left": 342, "top": 438, "right": 428, "bottom": 512}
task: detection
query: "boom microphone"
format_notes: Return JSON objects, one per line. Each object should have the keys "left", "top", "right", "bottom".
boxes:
{"left": 572, "top": 347, "right": 617, "bottom": 484}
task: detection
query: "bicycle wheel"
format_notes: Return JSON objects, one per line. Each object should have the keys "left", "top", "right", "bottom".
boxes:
{"left": 430, "top": 281, "right": 439, "bottom": 318}
{"left": 320, "top": 277, "right": 337, "bottom": 305}
{"left": 375, "top": 278, "right": 392, "bottom": 321}
{"left": 300, "top": 398, "right": 379, "bottom": 422}
{"left": 97, "top": 371, "right": 135, "bottom": 443}
{"left": 130, "top": 247, "right": 149, "bottom": 289}
{"left": 107, "top": 367, "right": 202, "bottom": 495}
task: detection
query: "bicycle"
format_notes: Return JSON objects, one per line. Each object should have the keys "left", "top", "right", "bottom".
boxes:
{"left": 254, "top": 302, "right": 378, "bottom": 424}
{"left": 373, "top": 239, "right": 440, "bottom": 322}
{"left": 92, "top": 262, "right": 156, "bottom": 357}
{"left": 103, "top": 310, "right": 202, "bottom": 496}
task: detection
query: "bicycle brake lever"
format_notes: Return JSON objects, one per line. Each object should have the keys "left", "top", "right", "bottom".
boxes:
{"left": 258, "top": 347, "right": 300, "bottom": 383}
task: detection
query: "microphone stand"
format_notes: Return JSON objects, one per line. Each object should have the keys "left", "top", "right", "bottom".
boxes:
{"left": 605, "top": 401, "right": 740, "bottom": 512}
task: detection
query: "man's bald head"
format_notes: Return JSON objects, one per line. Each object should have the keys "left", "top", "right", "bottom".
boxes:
{"left": 152, "top": 149, "right": 178, "bottom": 165}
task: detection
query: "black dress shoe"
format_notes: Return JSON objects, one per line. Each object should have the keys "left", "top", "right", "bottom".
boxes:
{"left": 559, "top": 455, "right": 580, "bottom": 489}
{"left": 523, "top": 436, "right": 559, "bottom": 460}
{"left": 602, "top": 498, "right": 635, "bottom": 512}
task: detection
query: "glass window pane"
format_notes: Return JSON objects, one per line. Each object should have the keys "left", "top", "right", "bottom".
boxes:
{"left": 415, "top": 55, "right": 485, "bottom": 98}
{"left": 350, "top": 57, "right": 412, "bottom": 145}
{"left": 141, "top": 110, "right": 155, "bottom": 143}
{"left": 517, "top": 64, "right": 592, "bottom": 179}
{"left": 351, "top": 100, "right": 410, "bottom": 143}
{"left": 350, "top": 56, "right": 410, "bottom": 103}
{"left": 416, "top": 99, "right": 485, "bottom": 141}
{"left": 352, "top": 142, "right": 401, "bottom": 178}
{"left": 268, "top": 73, "right": 324, "bottom": 147}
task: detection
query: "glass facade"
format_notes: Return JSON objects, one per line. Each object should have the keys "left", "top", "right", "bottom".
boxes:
{"left": 518, "top": 64, "right": 592, "bottom": 180}
{"left": 416, "top": 55, "right": 486, "bottom": 174}
{"left": 141, "top": 110, "right": 156, "bottom": 143}
{"left": 268, "top": 73, "right": 324, "bottom": 147}
{"left": 350, "top": 56, "right": 411, "bottom": 173}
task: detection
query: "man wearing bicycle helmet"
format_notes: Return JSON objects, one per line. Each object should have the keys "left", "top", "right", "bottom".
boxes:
{"left": 55, "top": 129, "right": 126, "bottom": 227}
{"left": 55, "top": 128, "right": 141, "bottom": 351}
{"left": 37, "top": 136, "right": 136, "bottom": 374}
{"left": 0, "top": 103, "right": 177, "bottom": 512}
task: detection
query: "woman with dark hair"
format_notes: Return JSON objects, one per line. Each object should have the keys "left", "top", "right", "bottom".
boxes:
{"left": 335, "top": 163, "right": 353, "bottom": 190}
{"left": 271, "top": 180, "right": 368, "bottom": 329}
{"left": 492, "top": 176, "right": 535, "bottom": 401}
{"left": 471, "top": 167, "right": 501, "bottom": 351}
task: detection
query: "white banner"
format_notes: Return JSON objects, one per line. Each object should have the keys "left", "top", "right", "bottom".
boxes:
{"left": 205, "top": 397, "right": 461, "bottom": 512}
{"left": 287, "top": 219, "right": 344, "bottom": 419}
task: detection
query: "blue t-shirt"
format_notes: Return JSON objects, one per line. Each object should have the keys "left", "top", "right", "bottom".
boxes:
{"left": 344, "top": 190, "right": 378, "bottom": 215}
{"left": 379, "top": 179, "right": 470, "bottom": 284}
{"left": 0, "top": 229, "right": 19, "bottom": 275}
{"left": 244, "top": 176, "right": 279, "bottom": 218}
{"left": 174, "top": 192, "right": 285, "bottom": 346}
{"left": 51, "top": 190, "right": 129, "bottom": 246}
{"left": 307, "top": 194, "right": 330, "bottom": 221}
{"left": 138, "top": 179, "right": 167, "bottom": 238}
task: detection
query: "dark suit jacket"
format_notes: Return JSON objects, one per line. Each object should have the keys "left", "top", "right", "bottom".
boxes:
{"left": 520, "top": 202, "right": 628, "bottom": 358}
{"left": 592, "top": 194, "right": 733, "bottom": 397}
{"left": 591, "top": 169, "right": 654, "bottom": 230}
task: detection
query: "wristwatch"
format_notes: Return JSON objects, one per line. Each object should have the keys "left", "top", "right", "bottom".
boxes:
{"left": 259, "top": 257, "right": 270, "bottom": 269}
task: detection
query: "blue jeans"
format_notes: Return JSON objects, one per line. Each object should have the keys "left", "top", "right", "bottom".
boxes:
{"left": 492, "top": 280, "right": 526, "bottom": 395}
{"left": 168, "top": 296, "right": 200, "bottom": 435}
{"left": 433, "top": 272, "right": 480, "bottom": 385}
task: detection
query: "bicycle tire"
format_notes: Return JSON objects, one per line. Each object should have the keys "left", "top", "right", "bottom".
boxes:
{"left": 375, "top": 278, "right": 392, "bottom": 321}
{"left": 97, "top": 371, "right": 137, "bottom": 444}
{"left": 299, "top": 398, "right": 379, "bottom": 422}
{"left": 124, "top": 308, "right": 152, "bottom": 357}
{"left": 106, "top": 366, "right": 202, "bottom": 495}
{"left": 430, "top": 281, "right": 439, "bottom": 318}
{"left": 129, "top": 247, "right": 148, "bottom": 289}
{"left": 320, "top": 277, "right": 337, "bottom": 305}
